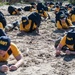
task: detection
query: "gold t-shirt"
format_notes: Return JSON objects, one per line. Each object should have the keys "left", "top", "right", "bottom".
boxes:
{"left": 0, "top": 42, "right": 21, "bottom": 61}
{"left": 20, "top": 20, "right": 37, "bottom": 32}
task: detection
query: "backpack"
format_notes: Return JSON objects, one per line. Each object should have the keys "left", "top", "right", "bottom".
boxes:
{"left": 0, "top": 12, "right": 7, "bottom": 28}
{"left": 66, "top": 29, "right": 75, "bottom": 44}
{"left": 8, "top": 6, "right": 16, "bottom": 15}
{"left": 0, "top": 28, "right": 6, "bottom": 36}
{"left": 28, "top": 12, "right": 41, "bottom": 27}
{"left": 23, "top": 6, "right": 32, "bottom": 11}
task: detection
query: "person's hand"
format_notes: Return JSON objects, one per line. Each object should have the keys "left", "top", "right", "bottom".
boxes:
{"left": 0, "top": 65, "right": 9, "bottom": 72}
{"left": 65, "top": 50, "right": 71, "bottom": 55}
{"left": 9, "top": 65, "right": 18, "bottom": 71}
{"left": 55, "top": 50, "right": 61, "bottom": 57}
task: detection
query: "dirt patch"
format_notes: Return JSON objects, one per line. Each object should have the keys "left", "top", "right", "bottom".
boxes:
{"left": 0, "top": 2, "right": 75, "bottom": 75}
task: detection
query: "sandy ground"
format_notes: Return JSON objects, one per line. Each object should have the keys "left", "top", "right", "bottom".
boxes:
{"left": 0, "top": 2, "right": 75, "bottom": 75}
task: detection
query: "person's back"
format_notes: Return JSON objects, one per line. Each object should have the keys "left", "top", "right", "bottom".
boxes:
{"left": 0, "top": 12, "right": 7, "bottom": 30}
{"left": 23, "top": 5, "right": 33, "bottom": 12}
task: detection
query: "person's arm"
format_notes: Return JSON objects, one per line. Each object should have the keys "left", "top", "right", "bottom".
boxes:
{"left": 55, "top": 35, "right": 66, "bottom": 56}
{"left": 66, "top": 50, "right": 75, "bottom": 55}
{"left": 9, "top": 43, "right": 24, "bottom": 71}
{"left": 14, "top": 54, "right": 23, "bottom": 68}
{"left": 56, "top": 43, "right": 63, "bottom": 56}
{"left": 0, "top": 65, "right": 9, "bottom": 72}
{"left": 36, "top": 27, "right": 39, "bottom": 34}
{"left": 9, "top": 54, "right": 23, "bottom": 71}
{"left": 70, "top": 51, "right": 75, "bottom": 54}
{"left": 56, "top": 21, "right": 62, "bottom": 29}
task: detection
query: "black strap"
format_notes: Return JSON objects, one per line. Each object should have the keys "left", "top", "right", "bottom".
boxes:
{"left": 7, "top": 49, "right": 12, "bottom": 55}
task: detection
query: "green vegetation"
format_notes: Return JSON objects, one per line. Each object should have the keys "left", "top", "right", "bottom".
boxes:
{"left": 0, "top": 2, "right": 9, "bottom": 6}
{"left": 68, "top": 0, "right": 75, "bottom": 5}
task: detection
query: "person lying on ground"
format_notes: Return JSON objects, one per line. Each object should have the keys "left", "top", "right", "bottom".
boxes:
{"left": 0, "top": 30, "right": 23, "bottom": 72}
{"left": 8, "top": 5, "right": 22, "bottom": 15}
{"left": 36, "top": 2, "right": 50, "bottom": 19}
{"left": 55, "top": 29, "right": 75, "bottom": 56}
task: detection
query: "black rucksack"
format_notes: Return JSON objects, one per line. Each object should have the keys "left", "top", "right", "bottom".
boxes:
{"left": 0, "top": 12, "right": 7, "bottom": 28}
{"left": 23, "top": 6, "right": 32, "bottom": 11}
{"left": 28, "top": 12, "right": 41, "bottom": 27}
{"left": 8, "top": 6, "right": 16, "bottom": 15}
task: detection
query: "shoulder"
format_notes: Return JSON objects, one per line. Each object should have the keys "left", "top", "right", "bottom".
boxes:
{"left": 67, "top": 18, "right": 72, "bottom": 23}
{"left": 67, "top": 18, "right": 71, "bottom": 21}
{"left": 10, "top": 42, "right": 18, "bottom": 49}
{"left": 57, "top": 20, "right": 60, "bottom": 22}
{"left": 61, "top": 35, "right": 67, "bottom": 40}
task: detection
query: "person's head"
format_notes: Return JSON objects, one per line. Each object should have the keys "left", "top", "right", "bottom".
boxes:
{"left": 55, "top": 2, "right": 59, "bottom": 5}
{"left": 30, "top": 2, "right": 36, "bottom": 8}
{"left": 22, "top": 16, "right": 29, "bottom": 26}
{"left": 56, "top": 5, "right": 60, "bottom": 8}
{"left": 59, "top": 13, "right": 66, "bottom": 22}
{"left": 0, "top": 36, "right": 11, "bottom": 56}
{"left": 68, "top": 5, "right": 72, "bottom": 10}
{"left": 18, "top": 8, "right": 22, "bottom": 11}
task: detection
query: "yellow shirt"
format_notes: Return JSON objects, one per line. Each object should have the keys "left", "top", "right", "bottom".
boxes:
{"left": 56, "top": 19, "right": 72, "bottom": 29}
{"left": 43, "top": 11, "right": 48, "bottom": 18}
{"left": 37, "top": 10, "right": 48, "bottom": 18}
{"left": 60, "top": 35, "right": 74, "bottom": 50}
{"left": 0, "top": 42, "right": 21, "bottom": 61}
{"left": 71, "top": 14, "right": 75, "bottom": 22}
{"left": 0, "top": 22, "right": 4, "bottom": 30}
{"left": 12, "top": 9, "right": 20, "bottom": 15}
{"left": 12, "top": 11, "right": 16, "bottom": 15}
{"left": 20, "top": 20, "right": 37, "bottom": 32}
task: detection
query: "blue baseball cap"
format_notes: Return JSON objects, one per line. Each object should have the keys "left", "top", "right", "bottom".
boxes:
{"left": 0, "top": 36, "right": 11, "bottom": 51}
{"left": 60, "top": 13, "right": 66, "bottom": 19}
{"left": 22, "top": 16, "right": 29, "bottom": 25}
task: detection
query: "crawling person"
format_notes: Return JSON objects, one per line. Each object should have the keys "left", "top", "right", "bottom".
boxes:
{"left": 0, "top": 29, "right": 23, "bottom": 72}
{"left": 56, "top": 13, "right": 72, "bottom": 29}
{"left": 8, "top": 5, "right": 22, "bottom": 15}
{"left": 55, "top": 29, "right": 75, "bottom": 56}
{"left": 20, "top": 12, "right": 41, "bottom": 34}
